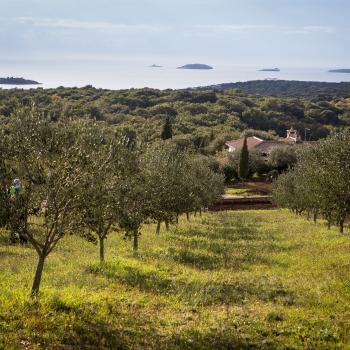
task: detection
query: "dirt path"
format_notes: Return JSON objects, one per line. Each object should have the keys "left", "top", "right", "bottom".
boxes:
{"left": 209, "top": 195, "right": 276, "bottom": 211}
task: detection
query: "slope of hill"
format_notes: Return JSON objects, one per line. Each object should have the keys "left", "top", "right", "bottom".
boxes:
{"left": 1, "top": 210, "right": 349, "bottom": 348}
{"left": 193, "top": 80, "right": 350, "bottom": 99}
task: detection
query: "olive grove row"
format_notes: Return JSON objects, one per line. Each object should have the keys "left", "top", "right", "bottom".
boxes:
{"left": 273, "top": 129, "right": 350, "bottom": 233}
{"left": 0, "top": 106, "right": 224, "bottom": 297}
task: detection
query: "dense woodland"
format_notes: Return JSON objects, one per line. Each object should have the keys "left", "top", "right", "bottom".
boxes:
{"left": 196, "top": 80, "right": 350, "bottom": 99}
{"left": 1, "top": 83, "right": 350, "bottom": 156}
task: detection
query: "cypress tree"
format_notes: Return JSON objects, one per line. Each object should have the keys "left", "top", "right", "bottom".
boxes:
{"left": 238, "top": 136, "right": 249, "bottom": 180}
{"left": 161, "top": 116, "right": 172, "bottom": 140}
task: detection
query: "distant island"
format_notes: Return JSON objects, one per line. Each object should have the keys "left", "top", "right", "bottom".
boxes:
{"left": 0, "top": 77, "right": 41, "bottom": 85}
{"left": 149, "top": 64, "right": 162, "bottom": 68}
{"left": 329, "top": 69, "right": 350, "bottom": 74}
{"left": 259, "top": 68, "right": 280, "bottom": 72}
{"left": 177, "top": 64, "right": 213, "bottom": 70}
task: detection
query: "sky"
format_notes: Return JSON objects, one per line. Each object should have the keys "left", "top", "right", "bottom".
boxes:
{"left": 0, "top": 0, "right": 349, "bottom": 67}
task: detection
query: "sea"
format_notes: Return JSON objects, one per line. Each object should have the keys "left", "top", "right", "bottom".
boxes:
{"left": 1, "top": 58, "right": 350, "bottom": 90}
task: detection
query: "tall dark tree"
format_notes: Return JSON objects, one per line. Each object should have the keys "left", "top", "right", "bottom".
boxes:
{"left": 161, "top": 116, "right": 173, "bottom": 140}
{"left": 238, "top": 136, "right": 249, "bottom": 180}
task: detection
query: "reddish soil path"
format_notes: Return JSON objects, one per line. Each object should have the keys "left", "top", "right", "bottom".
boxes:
{"left": 209, "top": 195, "right": 276, "bottom": 211}
{"left": 209, "top": 181, "right": 275, "bottom": 211}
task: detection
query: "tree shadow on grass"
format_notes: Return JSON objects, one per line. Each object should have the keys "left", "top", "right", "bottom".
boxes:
{"left": 158, "top": 246, "right": 282, "bottom": 271}
{"left": 0, "top": 251, "right": 22, "bottom": 257}
{"left": 6, "top": 298, "right": 154, "bottom": 350}
{"left": 86, "top": 263, "right": 296, "bottom": 307}
{"left": 172, "top": 222, "right": 262, "bottom": 242}
{"left": 157, "top": 221, "right": 296, "bottom": 271}
{"left": 169, "top": 234, "right": 300, "bottom": 256}
{"left": 9, "top": 296, "right": 283, "bottom": 350}
{"left": 167, "top": 328, "right": 281, "bottom": 350}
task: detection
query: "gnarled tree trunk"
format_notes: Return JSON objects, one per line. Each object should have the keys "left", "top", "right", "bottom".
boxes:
{"left": 99, "top": 236, "right": 105, "bottom": 262}
{"left": 30, "top": 253, "right": 46, "bottom": 297}
{"left": 133, "top": 230, "right": 138, "bottom": 256}
{"left": 156, "top": 221, "right": 161, "bottom": 234}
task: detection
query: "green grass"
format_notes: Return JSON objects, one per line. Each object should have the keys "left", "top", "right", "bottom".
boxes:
{"left": 1, "top": 210, "right": 350, "bottom": 349}
{"left": 224, "top": 187, "right": 249, "bottom": 195}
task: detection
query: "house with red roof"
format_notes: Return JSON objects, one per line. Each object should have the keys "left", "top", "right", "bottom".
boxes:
{"left": 225, "top": 128, "right": 313, "bottom": 157}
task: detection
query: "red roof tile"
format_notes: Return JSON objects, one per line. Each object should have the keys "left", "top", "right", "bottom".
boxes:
{"left": 225, "top": 136, "right": 264, "bottom": 151}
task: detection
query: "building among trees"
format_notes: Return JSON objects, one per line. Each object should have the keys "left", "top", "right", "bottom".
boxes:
{"left": 225, "top": 128, "right": 314, "bottom": 158}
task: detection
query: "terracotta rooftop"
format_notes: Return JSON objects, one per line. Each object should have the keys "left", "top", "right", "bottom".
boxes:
{"left": 225, "top": 128, "right": 318, "bottom": 155}
{"left": 255, "top": 140, "right": 291, "bottom": 152}
{"left": 225, "top": 136, "right": 264, "bottom": 151}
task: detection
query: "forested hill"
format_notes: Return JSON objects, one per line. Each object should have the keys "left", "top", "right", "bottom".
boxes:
{"left": 0, "top": 85, "right": 349, "bottom": 154}
{"left": 194, "top": 80, "right": 350, "bottom": 99}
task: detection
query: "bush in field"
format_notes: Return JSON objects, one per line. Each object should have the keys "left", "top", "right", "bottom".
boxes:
{"left": 273, "top": 130, "right": 350, "bottom": 232}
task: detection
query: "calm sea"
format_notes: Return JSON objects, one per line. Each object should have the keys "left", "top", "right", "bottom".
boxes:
{"left": 1, "top": 59, "right": 350, "bottom": 90}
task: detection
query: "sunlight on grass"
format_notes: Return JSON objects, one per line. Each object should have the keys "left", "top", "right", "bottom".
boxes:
{"left": 1, "top": 210, "right": 350, "bottom": 349}
{"left": 224, "top": 187, "right": 248, "bottom": 195}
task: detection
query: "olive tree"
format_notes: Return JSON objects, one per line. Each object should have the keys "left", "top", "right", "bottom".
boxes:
{"left": 5, "top": 106, "right": 89, "bottom": 296}
{"left": 0, "top": 127, "right": 10, "bottom": 229}
{"left": 142, "top": 144, "right": 224, "bottom": 232}
{"left": 76, "top": 122, "right": 138, "bottom": 261}
{"left": 117, "top": 174, "right": 149, "bottom": 256}
{"left": 142, "top": 143, "right": 188, "bottom": 233}
{"left": 273, "top": 130, "right": 350, "bottom": 233}
{"left": 187, "top": 156, "right": 225, "bottom": 214}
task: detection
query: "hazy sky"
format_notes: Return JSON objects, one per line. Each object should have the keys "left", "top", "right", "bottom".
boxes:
{"left": 0, "top": 0, "right": 349, "bottom": 67}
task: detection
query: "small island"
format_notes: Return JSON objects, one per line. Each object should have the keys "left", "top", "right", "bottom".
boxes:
{"left": 177, "top": 64, "right": 213, "bottom": 70}
{"left": 149, "top": 64, "right": 162, "bottom": 68}
{"left": 259, "top": 68, "right": 280, "bottom": 72}
{"left": 0, "top": 77, "right": 41, "bottom": 85}
{"left": 329, "top": 69, "right": 350, "bottom": 74}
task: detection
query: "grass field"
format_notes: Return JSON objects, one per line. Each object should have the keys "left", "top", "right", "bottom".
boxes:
{"left": 225, "top": 182, "right": 272, "bottom": 197}
{"left": 1, "top": 210, "right": 350, "bottom": 349}
{"left": 224, "top": 188, "right": 249, "bottom": 196}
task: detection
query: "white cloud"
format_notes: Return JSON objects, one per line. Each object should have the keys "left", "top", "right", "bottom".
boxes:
{"left": 193, "top": 24, "right": 274, "bottom": 33}
{"left": 192, "top": 24, "right": 336, "bottom": 35}
{"left": 14, "top": 17, "right": 163, "bottom": 33}
{"left": 284, "top": 26, "right": 335, "bottom": 34}
{"left": 12, "top": 17, "right": 337, "bottom": 37}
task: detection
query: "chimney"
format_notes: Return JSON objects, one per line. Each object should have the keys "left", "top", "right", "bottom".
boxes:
{"left": 286, "top": 127, "right": 298, "bottom": 142}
